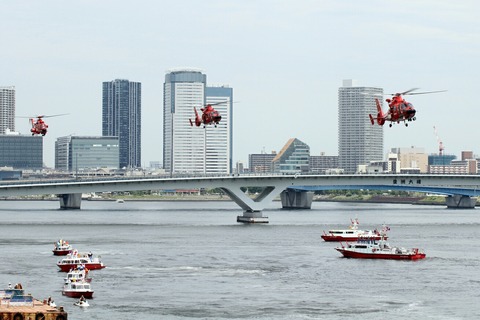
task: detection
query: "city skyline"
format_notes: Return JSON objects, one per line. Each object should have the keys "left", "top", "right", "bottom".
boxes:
{"left": 1, "top": 1, "right": 479, "bottom": 167}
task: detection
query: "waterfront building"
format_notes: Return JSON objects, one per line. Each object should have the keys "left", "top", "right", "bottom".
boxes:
{"left": 338, "top": 80, "right": 383, "bottom": 173}
{"left": 387, "top": 152, "right": 400, "bottom": 173}
{"left": 102, "top": 79, "right": 141, "bottom": 168}
{"left": 55, "top": 136, "right": 119, "bottom": 172}
{"left": 390, "top": 147, "right": 428, "bottom": 173}
{"left": 163, "top": 69, "right": 233, "bottom": 174}
{"left": 358, "top": 162, "right": 386, "bottom": 174}
{"left": 0, "top": 134, "right": 43, "bottom": 169}
{"left": 0, "top": 167, "right": 22, "bottom": 180}
{"left": 429, "top": 159, "right": 478, "bottom": 174}
{"left": 309, "top": 154, "right": 339, "bottom": 174}
{"left": 0, "top": 86, "right": 15, "bottom": 135}
{"left": 272, "top": 138, "right": 310, "bottom": 174}
{"left": 249, "top": 152, "right": 277, "bottom": 173}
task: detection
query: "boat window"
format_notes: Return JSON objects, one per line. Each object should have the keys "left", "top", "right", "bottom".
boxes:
{"left": 354, "top": 245, "right": 368, "bottom": 249}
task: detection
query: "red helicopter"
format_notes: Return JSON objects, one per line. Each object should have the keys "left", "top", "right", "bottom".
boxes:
{"left": 189, "top": 101, "right": 225, "bottom": 128}
{"left": 27, "top": 114, "right": 68, "bottom": 136}
{"left": 369, "top": 88, "right": 446, "bottom": 127}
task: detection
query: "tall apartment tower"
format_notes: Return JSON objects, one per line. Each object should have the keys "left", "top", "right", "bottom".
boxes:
{"left": 102, "top": 79, "right": 141, "bottom": 168}
{"left": 206, "top": 86, "right": 233, "bottom": 174}
{"left": 0, "top": 86, "right": 15, "bottom": 135}
{"left": 163, "top": 69, "right": 233, "bottom": 174}
{"left": 338, "top": 80, "right": 383, "bottom": 173}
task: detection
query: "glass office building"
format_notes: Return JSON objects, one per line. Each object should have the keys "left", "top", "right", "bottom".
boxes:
{"left": 55, "top": 136, "right": 119, "bottom": 172}
{"left": 0, "top": 134, "right": 43, "bottom": 169}
{"left": 272, "top": 138, "right": 310, "bottom": 174}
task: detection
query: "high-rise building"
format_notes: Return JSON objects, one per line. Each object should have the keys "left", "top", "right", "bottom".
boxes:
{"left": 102, "top": 79, "right": 141, "bottom": 168}
{"left": 163, "top": 69, "right": 233, "bottom": 174}
{"left": 0, "top": 86, "right": 15, "bottom": 135}
{"left": 338, "top": 80, "right": 383, "bottom": 173}
{"left": 55, "top": 136, "right": 119, "bottom": 172}
{"left": 206, "top": 86, "right": 233, "bottom": 174}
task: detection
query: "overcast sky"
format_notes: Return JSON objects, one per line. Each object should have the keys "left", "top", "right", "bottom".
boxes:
{"left": 1, "top": 0, "right": 479, "bottom": 168}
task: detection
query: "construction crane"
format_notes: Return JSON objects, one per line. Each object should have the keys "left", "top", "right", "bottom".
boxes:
{"left": 433, "top": 125, "right": 444, "bottom": 156}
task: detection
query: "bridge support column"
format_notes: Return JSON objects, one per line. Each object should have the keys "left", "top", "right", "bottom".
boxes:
{"left": 446, "top": 195, "right": 476, "bottom": 209}
{"left": 59, "top": 193, "right": 82, "bottom": 209}
{"left": 237, "top": 211, "right": 269, "bottom": 224}
{"left": 281, "top": 190, "right": 314, "bottom": 209}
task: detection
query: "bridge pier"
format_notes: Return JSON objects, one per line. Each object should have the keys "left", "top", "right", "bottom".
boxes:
{"left": 445, "top": 195, "right": 477, "bottom": 209}
{"left": 220, "top": 185, "right": 288, "bottom": 223}
{"left": 281, "top": 190, "right": 314, "bottom": 209}
{"left": 237, "top": 211, "right": 269, "bottom": 223}
{"left": 59, "top": 193, "right": 82, "bottom": 209}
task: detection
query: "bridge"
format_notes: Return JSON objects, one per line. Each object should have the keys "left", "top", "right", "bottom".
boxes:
{"left": 1, "top": 174, "right": 479, "bottom": 223}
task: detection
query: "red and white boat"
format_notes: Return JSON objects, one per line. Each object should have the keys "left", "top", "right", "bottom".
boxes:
{"left": 321, "top": 218, "right": 387, "bottom": 242}
{"left": 57, "top": 250, "right": 106, "bottom": 272}
{"left": 64, "top": 267, "right": 92, "bottom": 284}
{"left": 335, "top": 236, "right": 426, "bottom": 260}
{"left": 62, "top": 281, "right": 94, "bottom": 299}
{"left": 52, "top": 239, "right": 73, "bottom": 256}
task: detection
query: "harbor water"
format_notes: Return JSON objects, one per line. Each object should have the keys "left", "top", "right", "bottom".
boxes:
{"left": 0, "top": 200, "right": 479, "bottom": 320}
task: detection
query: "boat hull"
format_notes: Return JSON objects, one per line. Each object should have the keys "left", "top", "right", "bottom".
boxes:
{"left": 336, "top": 248, "right": 426, "bottom": 260}
{"left": 63, "top": 290, "right": 94, "bottom": 299}
{"left": 57, "top": 263, "right": 105, "bottom": 272}
{"left": 53, "top": 249, "right": 71, "bottom": 256}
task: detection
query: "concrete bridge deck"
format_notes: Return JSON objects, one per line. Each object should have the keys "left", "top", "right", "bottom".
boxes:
{"left": 1, "top": 174, "right": 479, "bottom": 222}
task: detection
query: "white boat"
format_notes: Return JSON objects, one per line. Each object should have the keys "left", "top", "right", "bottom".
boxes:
{"left": 74, "top": 297, "right": 90, "bottom": 307}
{"left": 53, "top": 239, "right": 73, "bottom": 255}
{"left": 116, "top": 199, "right": 125, "bottom": 203}
{"left": 64, "top": 267, "right": 92, "bottom": 284}
{"left": 335, "top": 236, "right": 426, "bottom": 260}
{"left": 63, "top": 281, "right": 94, "bottom": 299}
{"left": 57, "top": 250, "right": 106, "bottom": 272}
{"left": 321, "top": 218, "right": 387, "bottom": 242}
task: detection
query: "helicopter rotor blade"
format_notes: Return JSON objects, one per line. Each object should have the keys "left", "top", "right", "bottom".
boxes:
{"left": 41, "top": 113, "right": 69, "bottom": 118}
{"left": 406, "top": 90, "right": 447, "bottom": 96}
{"left": 400, "top": 88, "right": 420, "bottom": 95}
{"left": 16, "top": 113, "right": 69, "bottom": 119}
{"left": 203, "top": 100, "right": 240, "bottom": 107}
{"left": 207, "top": 101, "right": 228, "bottom": 106}
{"left": 387, "top": 88, "right": 419, "bottom": 96}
